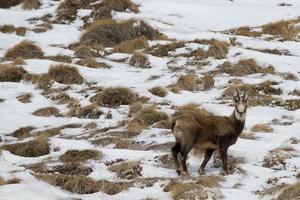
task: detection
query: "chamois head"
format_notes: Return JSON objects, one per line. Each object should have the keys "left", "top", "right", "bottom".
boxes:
{"left": 232, "top": 89, "right": 249, "bottom": 121}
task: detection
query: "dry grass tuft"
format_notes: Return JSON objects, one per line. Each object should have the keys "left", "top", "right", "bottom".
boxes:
{"left": 0, "top": 0, "right": 22, "bottom": 8}
{"left": 146, "top": 42, "right": 184, "bottom": 57}
{"left": 217, "top": 59, "right": 275, "bottom": 76}
{"left": 175, "top": 103, "right": 211, "bottom": 116}
{"left": 127, "top": 106, "right": 168, "bottom": 133}
{"left": 149, "top": 86, "right": 167, "bottom": 97}
{"left": 68, "top": 104, "right": 103, "bottom": 119}
{"left": 47, "top": 55, "right": 72, "bottom": 63}
{"left": 59, "top": 149, "right": 102, "bottom": 163}
{"left": 11, "top": 126, "right": 35, "bottom": 138}
{"left": 76, "top": 58, "right": 110, "bottom": 68}
{"left": 0, "top": 64, "right": 27, "bottom": 82}
{"left": 52, "top": 163, "right": 93, "bottom": 176}
{"left": 14, "top": 57, "right": 26, "bottom": 65}
{"left": 251, "top": 124, "right": 274, "bottom": 133}
{"left": 262, "top": 20, "right": 298, "bottom": 41}
{"left": 4, "top": 40, "right": 43, "bottom": 60}
{"left": 276, "top": 182, "right": 300, "bottom": 200}
{"left": 98, "top": 180, "right": 132, "bottom": 195}
{"left": 128, "top": 102, "right": 143, "bottom": 117}
{"left": 92, "top": 0, "right": 139, "bottom": 20}
{"left": 92, "top": 87, "right": 138, "bottom": 107}
{"left": 199, "top": 75, "right": 215, "bottom": 91}
{"left": 129, "top": 53, "right": 150, "bottom": 68}
{"left": 48, "top": 64, "right": 84, "bottom": 84}
{"left": 22, "top": 0, "right": 41, "bottom": 10}
{"left": 274, "top": 99, "right": 300, "bottom": 111}
{"left": 2, "top": 136, "right": 50, "bottom": 157}
{"left": 32, "top": 106, "right": 60, "bottom": 117}
{"left": 206, "top": 39, "right": 229, "bottom": 59}
{"left": 74, "top": 44, "right": 96, "bottom": 58}
{"left": 0, "top": 25, "right": 15, "bottom": 33}
{"left": 114, "top": 36, "right": 148, "bottom": 53}
{"left": 170, "top": 73, "right": 201, "bottom": 93}
{"left": 38, "top": 174, "right": 99, "bottom": 194}
{"left": 56, "top": 0, "right": 80, "bottom": 22}
{"left": 81, "top": 19, "right": 163, "bottom": 47}
{"left": 0, "top": 177, "right": 21, "bottom": 186}
{"left": 108, "top": 160, "right": 142, "bottom": 179}
{"left": 232, "top": 26, "right": 260, "bottom": 37}
{"left": 15, "top": 27, "right": 26, "bottom": 36}
{"left": 17, "top": 93, "right": 32, "bottom": 103}
{"left": 239, "top": 132, "right": 257, "bottom": 140}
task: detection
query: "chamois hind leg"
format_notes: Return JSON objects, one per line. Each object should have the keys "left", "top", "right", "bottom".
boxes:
{"left": 177, "top": 144, "right": 193, "bottom": 176}
{"left": 171, "top": 142, "right": 181, "bottom": 175}
{"left": 199, "top": 148, "right": 215, "bottom": 175}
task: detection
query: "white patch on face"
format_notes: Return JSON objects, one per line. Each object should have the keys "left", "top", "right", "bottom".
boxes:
{"left": 235, "top": 102, "right": 247, "bottom": 121}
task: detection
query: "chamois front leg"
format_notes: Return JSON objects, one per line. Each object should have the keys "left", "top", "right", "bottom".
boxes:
{"left": 199, "top": 148, "right": 215, "bottom": 175}
{"left": 219, "top": 147, "right": 229, "bottom": 175}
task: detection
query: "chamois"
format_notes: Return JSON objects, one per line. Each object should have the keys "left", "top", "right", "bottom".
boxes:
{"left": 170, "top": 90, "right": 249, "bottom": 176}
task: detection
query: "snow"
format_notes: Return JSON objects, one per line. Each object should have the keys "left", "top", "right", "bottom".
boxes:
{"left": 0, "top": 0, "right": 300, "bottom": 199}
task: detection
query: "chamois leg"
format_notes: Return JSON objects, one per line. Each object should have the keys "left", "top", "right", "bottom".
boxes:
{"left": 177, "top": 145, "right": 193, "bottom": 176}
{"left": 198, "top": 148, "right": 214, "bottom": 175}
{"left": 171, "top": 142, "right": 181, "bottom": 175}
{"left": 219, "top": 148, "right": 228, "bottom": 175}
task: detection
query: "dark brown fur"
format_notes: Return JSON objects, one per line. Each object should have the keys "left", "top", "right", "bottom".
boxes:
{"left": 170, "top": 93, "right": 248, "bottom": 176}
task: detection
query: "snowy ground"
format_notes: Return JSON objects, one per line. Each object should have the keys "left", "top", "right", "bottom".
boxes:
{"left": 0, "top": 0, "right": 300, "bottom": 200}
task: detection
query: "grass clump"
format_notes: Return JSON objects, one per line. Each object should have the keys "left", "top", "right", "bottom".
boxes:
{"left": 17, "top": 93, "right": 32, "bottom": 103}
{"left": 277, "top": 182, "right": 300, "bottom": 200}
{"left": 74, "top": 44, "right": 96, "bottom": 58}
{"left": 217, "top": 59, "right": 275, "bottom": 76}
{"left": 52, "top": 163, "right": 93, "bottom": 176}
{"left": 11, "top": 126, "right": 35, "bottom": 138}
{"left": 0, "top": 25, "right": 15, "bottom": 33}
{"left": 146, "top": 42, "right": 184, "bottom": 57}
{"left": 76, "top": 58, "right": 110, "bottom": 68}
{"left": 92, "top": 87, "right": 138, "bottom": 107}
{"left": 0, "top": 0, "right": 22, "bottom": 8}
{"left": 108, "top": 160, "right": 142, "bottom": 179}
{"left": 4, "top": 40, "right": 44, "bottom": 60}
{"left": 232, "top": 26, "right": 260, "bottom": 37}
{"left": 262, "top": 20, "right": 298, "bottom": 41}
{"left": 59, "top": 149, "right": 102, "bottom": 163}
{"left": 251, "top": 124, "right": 274, "bottom": 133}
{"left": 92, "top": 0, "right": 139, "bottom": 20}
{"left": 175, "top": 103, "right": 211, "bottom": 116}
{"left": 129, "top": 53, "right": 150, "bottom": 68}
{"left": 32, "top": 106, "right": 60, "bottom": 117}
{"left": 81, "top": 19, "right": 163, "bottom": 47}
{"left": 114, "top": 36, "right": 148, "bottom": 53}
{"left": 68, "top": 104, "right": 103, "bottom": 119}
{"left": 48, "top": 64, "right": 84, "bottom": 84}
{"left": 0, "top": 177, "right": 21, "bottom": 186}
{"left": 56, "top": 0, "right": 80, "bottom": 22}
{"left": 206, "top": 39, "right": 229, "bottom": 59}
{"left": 22, "top": 0, "right": 41, "bottom": 10}
{"left": 0, "top": 64, "right": 27, "bottom": 82}
{"left": 2, "top": 136, "right": 50, "bottom": 157}
{"left": 127, "top": 106, "right": 168, "bottom": 134}
{"left": 149, "top": 86, "right": 167, "bottom": 97}
{"left": 170, "top": 73, "right": 201, "bottom": 93}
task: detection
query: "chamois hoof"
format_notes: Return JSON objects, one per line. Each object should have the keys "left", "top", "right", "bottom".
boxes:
{"left": 220, "top": 170, "right": 229, "bottom": 176}
{"left": 176, "top": 170, "right": 181, "bottom": 175}
{"left": 180, "top": 171, "right": 190, "bottom": 177}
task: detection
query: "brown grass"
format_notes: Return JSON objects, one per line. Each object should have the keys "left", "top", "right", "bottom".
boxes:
{"left": 206, "top": 39, "right": 229, "bottom": 59}
{"left": 0, "top": 177, "right": 21, "bottom": 186}
{"left": 92, "top": 87, "right": 138, "bottom": 107}
{"left": 81, "top": 19, "right": 163, "bottom": 47}
{"left": 98, "top": 180, "right": 132, "bottom": 195}
{"left": 274, "top": 99, "right": 300, "bottom": 111}
{"left": 74, "top": 44, "right": 96, "bottom": 58}
{"left": 2, "top": 136, "right": 50, "bottom": 157}
{"left": 129, "top": 53, "right": 151, "bottom": 68}
{"left": 0, "top": 25, "right": 15, "bottom": 33}
{"left": 52, "top": 163, "right": 93, "bottom": 176}
{"left": 59, "top": 149, "right": 102, "bottom": 163}
{"left": 232, "top": 26, "right": 260, "bottom": 37}
{"left": 0, "top": 64, "right": 27, "bottom": 82}
{"left": 11, "top": 126, "right": 35, "bottom": 138}
{"left": 149, "top": 86, "right": 167, "bottom": 97}
{"left": 0, "top": 0, "right": 22, "bottom": 8}
{"left": 47, "top": 55, "right": 72, "bottom": 63}
{"left": 22, "top": 0, "right": 41, "bottom": 10}
{"left": 175, "top": 103, "right": 211, "bottom": 116}
{"left": 56, "top": 0, "right": 80, "bottom": 22}
{"left": 17, "top": 93, "right": 32, "bottom": 103}
{"left": 48, "top": 64, "right": 84, "bottom": 84}
{"left": 262, "top": 20, "right": 298, "bottom": 41}
{"left": 92, "top": 0, "right": 139, "bottom": 20}
{"left": 127, "top": 106, "right": 168, "bottom": 134}
{"left": 14, "top": 57, "right": 26, "bottom": 65}
{"left": 76, "top": 58, "right": 110, "bottom": 68}
{"left": 199, "top": 75, "right": 215, "bottom": 90}
{"left": 68, "top": 104, "right": 103, "bottom": 119}
{"left": 146, "top": 42, "right": 184, "bottom": 57}
{"left": 239, "top": 132, "right": 257, "bottom": 140}
{"left": 251, "top": 124, "right": 274, "bottom": 133}
{"left": 217, "top": 59, "right": 275, "bottom": 76}
{"left": 277, "top": 182, "right": 300, "bottom": 200}
{"left": 108, "top": 160, "right": 142, "bottom": 179}
{"left": 170, "top": 73, "right": 201, "bottom": 93}
{"left": 114, "top": 36, "right": 148, "bottom": 53}
{"left": 4, "top": 40, "right": 44, "bottom": 60}
{"left": 32, "top": 106, "right": 60, "bottom": 117}
{"left": 128, "top": 102, "right": 143, "bottom": 117}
